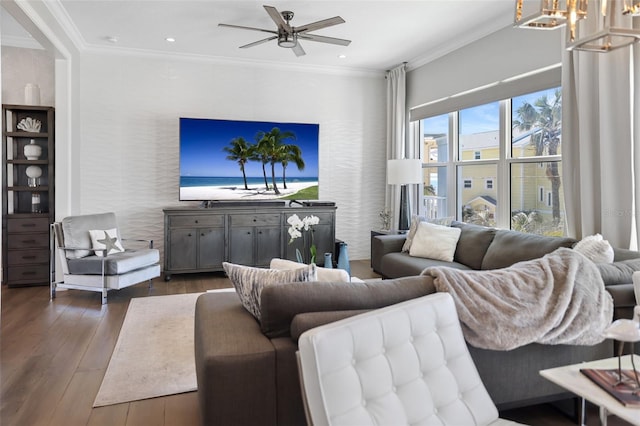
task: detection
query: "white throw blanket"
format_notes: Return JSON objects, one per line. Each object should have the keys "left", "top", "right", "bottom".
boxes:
{"left": 422, "top": 248, "right": 613, "bottom": 350}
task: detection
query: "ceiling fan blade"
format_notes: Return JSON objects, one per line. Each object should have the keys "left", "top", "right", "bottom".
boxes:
{"left": 218, "top": 23, "right": 277, "bottom": 35}
{"left": 295, "top": 16, "right": 345, "bottom": 33}
{"left": 298, "top": 33, "right": 351, "bottom": 46}
{"left": 292, "top": 42, "right": 306, "bottom": 57}
{"left": 263, "top": 5, "right": 292, "bottom": 33}
{"left": 240, "top": 36, "right": 278, "bottom": 49}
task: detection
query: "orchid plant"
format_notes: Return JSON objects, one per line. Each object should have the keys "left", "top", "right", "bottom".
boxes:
{"left": 287, "top": 214, "right": 320, "bottom": 264}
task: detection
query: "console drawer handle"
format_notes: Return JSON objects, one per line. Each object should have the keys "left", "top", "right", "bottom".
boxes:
{"left": 22, "top": 271, "right": 36, "bottom": 276}
{"left": 22, "top": 239, "right": 36, "bottom": 244}
{"left": 22, "top": 255, "right": 36, "bottom": 260}
{"left": 21, "top": 223, "right": 36, "bottom": 228}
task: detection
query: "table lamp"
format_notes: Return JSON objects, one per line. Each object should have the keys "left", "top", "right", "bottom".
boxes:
{"left": 387, "top": 159, "right": 422, "bottom": 231}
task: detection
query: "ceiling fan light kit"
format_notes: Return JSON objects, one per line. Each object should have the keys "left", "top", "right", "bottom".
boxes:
{"left": 219, "top": 5, "right": 351, "bottom": 57}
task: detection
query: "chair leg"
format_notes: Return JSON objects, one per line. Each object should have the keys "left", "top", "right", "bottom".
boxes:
{"left": 50, "top": 281, "right": 56, "bottom": 300}
{"left": 148, "top": 278, "right": 153, "bottom": 289}
{"left": 101, "top": 288, "right": 107, "bottom": 305}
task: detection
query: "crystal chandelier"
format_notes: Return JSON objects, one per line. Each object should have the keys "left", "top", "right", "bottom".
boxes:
{"left": 515, "top": 0, "right": 640, "bottom": 52}
{"left": 514, "top": 0, "right": 587, "bottom": 29}
{"left": 567, "top": 0, "right": 640, "bottom": 52}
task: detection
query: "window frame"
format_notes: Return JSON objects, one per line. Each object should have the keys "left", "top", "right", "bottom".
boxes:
{"left": 415, "top": 89, "right": 562, "bottom": 231}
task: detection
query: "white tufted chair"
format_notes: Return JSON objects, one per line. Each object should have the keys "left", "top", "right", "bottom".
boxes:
{"left": 297, "top": 292, "right": 526, "bottom": 426}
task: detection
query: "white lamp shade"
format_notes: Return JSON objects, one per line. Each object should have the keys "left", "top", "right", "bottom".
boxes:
{"left": 387, "top": 159, "right": 422, "bottom": 185}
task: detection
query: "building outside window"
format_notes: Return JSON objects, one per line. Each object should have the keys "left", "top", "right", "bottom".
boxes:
{"left": 417, "top": 87, "right": 564, "bottom": 236}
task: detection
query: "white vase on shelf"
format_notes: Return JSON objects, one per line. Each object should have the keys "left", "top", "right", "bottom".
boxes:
{"left": 24, "top": 139, "right": 42, "bottom": 160}
{"left": 24, "top": 84, "right": 41, "bottom": 106}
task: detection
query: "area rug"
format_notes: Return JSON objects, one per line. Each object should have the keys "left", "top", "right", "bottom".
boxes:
{"left": 94, "top": 292, "right": 207, "bottom": 407}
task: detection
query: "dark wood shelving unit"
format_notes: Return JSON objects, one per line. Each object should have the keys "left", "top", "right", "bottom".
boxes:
{"left": 2, "top": 104, "right": 55, "bottom": 287}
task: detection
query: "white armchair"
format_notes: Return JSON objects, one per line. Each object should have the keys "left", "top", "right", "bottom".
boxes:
{"left": 50, "top": 212, "right": 161, "bottom": 304}
{"left": 297, "top": 292, "right": 525, "bottom": 426}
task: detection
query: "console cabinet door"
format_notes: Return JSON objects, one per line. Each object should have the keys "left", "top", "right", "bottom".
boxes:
{"left": 255, "top": 226, "right": 282, "bottom": 267}
{"left": 168, "top": 228, "right": 197, "bottom": 270}
{"left": 311, "top": 224, "right": 334, "bottom": 265}
{"left": 229, "top": 226, "right": 254, "bottom": 265}
{"left": 198, "top": 228, "right": 225, "bottom": 269}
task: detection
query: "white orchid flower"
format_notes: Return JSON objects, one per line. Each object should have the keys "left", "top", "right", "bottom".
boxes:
{"left": 288, "top": 227, "right": 302, "bottom": 241}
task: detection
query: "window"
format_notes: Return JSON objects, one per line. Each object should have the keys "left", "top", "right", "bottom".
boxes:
{"left": 418, "top": 87, "right": 564, "bottom": 236}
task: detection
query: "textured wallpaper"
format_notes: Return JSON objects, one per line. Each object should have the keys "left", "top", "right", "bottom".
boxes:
{"left": 75, "top": 54, "right": 387, "bottom": 261}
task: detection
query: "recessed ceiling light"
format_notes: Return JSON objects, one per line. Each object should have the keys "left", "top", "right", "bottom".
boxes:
{"left": 338, "top": 54, "right": 347, "bottom": 59}
{"left": 105, "top": 36, "right": 118, "bottom": 43}
{"left": 165, "top": 37, "right": 176, "bottom": 43}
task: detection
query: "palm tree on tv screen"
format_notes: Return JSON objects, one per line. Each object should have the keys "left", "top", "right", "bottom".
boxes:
{"left": 222, "top": 137, "right": 251, "bottom": 190}
{"left": 257, "top": 127, "right": 297, "bottom": 195}
{"left": 279, "top": 144, "right": 305, "bottom": 189}
{"left": 250, "top": 134, "right": 271, "bottom": 191}
{"left": 513, "top": 89, "right": 562, "bottom": 223}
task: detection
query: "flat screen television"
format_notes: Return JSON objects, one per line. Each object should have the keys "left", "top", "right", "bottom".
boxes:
{"left": 179, "top": 118, "right": 319, "bottom": 202}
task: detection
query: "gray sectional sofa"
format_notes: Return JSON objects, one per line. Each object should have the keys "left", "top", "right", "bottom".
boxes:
{"left": 372, "top": 220, "right": 640, "bottom": 320}
{"left": 194, "top": 221, "right": 640, "bottom": 425}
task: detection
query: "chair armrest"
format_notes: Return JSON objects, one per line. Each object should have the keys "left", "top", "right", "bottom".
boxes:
{"left": 121, "top": 238, "right": 154, "bottom": 249}
{"left": 57, "top": 246, "right": 109, "bottom": 256}
{"left": 371, "top": 234, "right": 407, "bottom": 273}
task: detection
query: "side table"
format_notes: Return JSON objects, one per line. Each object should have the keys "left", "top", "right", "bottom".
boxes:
{"left": 540, "top": 355, "right": 640, "bottom": 426}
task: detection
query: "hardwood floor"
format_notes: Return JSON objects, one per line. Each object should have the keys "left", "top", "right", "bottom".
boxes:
{"left": 0, "top": 260, "right": 632, "bottom": 425}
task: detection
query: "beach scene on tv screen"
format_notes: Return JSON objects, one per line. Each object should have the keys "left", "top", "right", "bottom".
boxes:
{"left": 180, "top": 118, "right": 319, "bottom": 201}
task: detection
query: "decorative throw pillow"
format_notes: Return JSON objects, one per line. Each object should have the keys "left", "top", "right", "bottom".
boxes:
{"left": 88, "top": 228, "right": 125, "bottom": 257}
{"left": 269, "top": 258, "right": 350, "bottom": 282}
{"left": 223, "top": 262, "right": 317, "bottom": 321}
{"left": 409, "top": 221, "right": 462, "bottom": 262}
{"left": 402, "top": 215, "right": 454, "bottom": 252}
{"left": 573, "top": 234, "right": 614, "bottom": 264}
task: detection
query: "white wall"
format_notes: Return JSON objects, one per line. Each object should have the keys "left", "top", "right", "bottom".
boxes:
{"left": 75, "top": 53, "right": 386, "bottom": 261}
{"left": 1, "top": 46, "right": 54, "bottom": 105}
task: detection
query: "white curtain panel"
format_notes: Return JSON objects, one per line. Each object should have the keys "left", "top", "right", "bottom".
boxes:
{"left": 562, "top": 41, "right": 638, "bottom": 248}
{"left": 386, "top": 63, "right": 407, "bottom": 228}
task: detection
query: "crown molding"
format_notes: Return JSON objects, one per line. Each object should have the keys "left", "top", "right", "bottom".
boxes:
{"left": 42, "top": 0, "right": 86, "bottom": 51}
{"left": 82, "top": 43, "right": 385, "bottom": 78}
{"left": 1, "top": 34, "right": 44, "bottom": 50}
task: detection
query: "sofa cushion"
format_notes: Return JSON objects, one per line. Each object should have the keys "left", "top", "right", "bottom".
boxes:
{"left": 451, "top": 221, "right": 497, "bottom": 269}
{"left": 573, "top": 234, "right": 614, "bottom": 264}
{"left": 381, "top": 252, "right": 471, "bottom": 279}
{"left": 409, "top": 221, "right": 461, "bottom": 262}
{"left": 402, "top": 214, "right": 454, "bottom": 252}
{"left": 481, "top": 229, "right": 577, "bottom": 270}
{"left": 223, "top": 262, "right": 316, "bottom": 321}
{"left": 66, "top": 248, "right": 160, "bottom": 275}
{"left": 269, "top": 258, "right": 350, "bottom": 282}
{"left": 597, "top": 258, "right": 640, "bottom": 285}
{"left": 89, "top": 228, "right": 125, "bottom": 257}
{"left": 260, "top": 276, "right": 437, "bottom": 338}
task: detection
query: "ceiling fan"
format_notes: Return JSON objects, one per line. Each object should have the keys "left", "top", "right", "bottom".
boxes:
{"left": 218, "top": 5, "right": 351, "bottom": 57}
